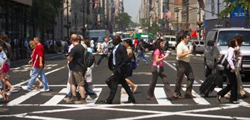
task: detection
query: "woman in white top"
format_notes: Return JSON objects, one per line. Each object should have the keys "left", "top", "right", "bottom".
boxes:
{"left": 217, "top": 38, "right": 238, "bottom": 104}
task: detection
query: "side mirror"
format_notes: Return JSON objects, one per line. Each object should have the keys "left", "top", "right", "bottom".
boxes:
{"left": 207, "top": 40, "right": 214, "bottom": 46}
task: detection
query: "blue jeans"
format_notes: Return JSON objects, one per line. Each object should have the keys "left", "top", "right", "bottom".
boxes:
{"left": 136, "top": 50, "right": 148, "bottom": 64}
{"left": 27, "top": 67, "right": 49, "bottom": 90}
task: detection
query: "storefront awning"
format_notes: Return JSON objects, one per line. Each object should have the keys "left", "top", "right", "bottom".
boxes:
{"left": 12, "top": 0, "right": 32, "bottom": 6}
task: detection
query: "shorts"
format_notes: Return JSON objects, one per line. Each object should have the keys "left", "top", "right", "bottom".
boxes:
{"left": 69, "top": 71, "right": 85, "bottom": 86}
{"left": 2, "top": 64, "right": 10, "bottom": 73}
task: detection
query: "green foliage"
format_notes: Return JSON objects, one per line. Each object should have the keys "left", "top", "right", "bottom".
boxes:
{"left": 149, "top": 23, "right": 159, "bottom": 35}
{"left": 115, "top": 12, "right": 131, "bottom": 29}
{"left": 32, "top": 0, "right": 62, "bottom": 29}
{"left": 219, "top": 0, "right": 250, "bottom": 19}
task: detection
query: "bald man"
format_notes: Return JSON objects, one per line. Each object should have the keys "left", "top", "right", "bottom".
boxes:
{"left": 66, "top": 34, "right": 87, "bottom": 104}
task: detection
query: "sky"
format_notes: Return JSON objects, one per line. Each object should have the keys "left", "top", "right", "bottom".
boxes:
{"left": 124, "top": 0, "right": 141, "bottom": 23}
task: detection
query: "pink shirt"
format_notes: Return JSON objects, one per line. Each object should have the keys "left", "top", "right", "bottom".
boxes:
{"left": 153, "top": 49, "right": 164, "bottom": 66}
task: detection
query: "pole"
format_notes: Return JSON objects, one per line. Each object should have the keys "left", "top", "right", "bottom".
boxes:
{"left": 199, "top": 5, "right": 201, "bottom": 39}
{"left": 186, "top": 0, "right": 189, "bottom": 30}
{"left": 66, "top": 0, "right": 69, "bottom": 38}
{"left": 217, "top": 0, "right": 220, "bottom": 27}
{"left": 75, "top": 12, "right": 77, "bottom": 33}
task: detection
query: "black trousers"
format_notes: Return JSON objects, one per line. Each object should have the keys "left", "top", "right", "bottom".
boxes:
{"left": 106, "top": 68, "right": 135, "bottom": 103}
{"left": 218, "top": 68, "right": 238, "bottom": 102}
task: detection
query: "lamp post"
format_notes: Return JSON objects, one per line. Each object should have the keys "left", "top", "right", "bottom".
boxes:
{"left": 66, "top": 0, "right": 70, "bottom": 38}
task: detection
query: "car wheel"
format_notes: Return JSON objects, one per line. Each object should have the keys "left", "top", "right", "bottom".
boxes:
{"left": 204, "top": 64, "right": 212, "bottom": 77}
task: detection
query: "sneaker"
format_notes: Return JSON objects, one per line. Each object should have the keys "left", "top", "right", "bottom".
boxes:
{"left": 40, "top": 88, "right": 50, "bottom": 92}
{"left": 21, "top": 86, "right": 31, "bottom": 92}
{"left": 74, "top": 98, "right": 87, "bottom": 104}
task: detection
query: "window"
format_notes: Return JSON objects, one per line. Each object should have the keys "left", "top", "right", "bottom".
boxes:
{"left": 218, "top": 31, "right": 250, "bottom": 46}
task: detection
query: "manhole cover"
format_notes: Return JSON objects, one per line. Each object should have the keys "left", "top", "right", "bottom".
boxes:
{"left": 41, "top": 92, "right": 57, "bottom": 96}
{"left": 0, "top": 108, "right": 9, "bottom": 112}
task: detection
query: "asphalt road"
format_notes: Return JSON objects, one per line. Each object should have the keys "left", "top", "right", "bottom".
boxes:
{"left": 0, "top": 51, "right": 250, "bottom": 120}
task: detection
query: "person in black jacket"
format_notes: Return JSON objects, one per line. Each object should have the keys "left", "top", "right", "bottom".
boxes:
{"left": 101, "top": 36, "right": 136, "bottom": 104}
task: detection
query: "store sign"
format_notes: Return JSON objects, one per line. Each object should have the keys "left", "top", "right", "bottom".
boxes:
{"left": 12, "top": 0, "right": 32, "bottom": 6}
{"left": 230, "top": 6, "right": 245, "bottom": 18}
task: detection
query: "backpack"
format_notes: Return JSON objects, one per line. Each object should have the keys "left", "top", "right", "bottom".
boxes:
{"left": 83, "top": 50, "right": 95, "bottom": 67}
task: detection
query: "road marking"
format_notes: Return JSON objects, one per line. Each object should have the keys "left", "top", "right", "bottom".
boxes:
{"left": 7, "top": 91, "right": 40, "bottom": 105}
{"left": 120, "top": 88, "right": 130, "bottom": 104}
{"left": 16, "top": 115, "right": 72, "bottom": 120}
{"left": 13, "top": 66, "right": 66, "bottom": 87}
{"left": 244, "top": 88, "right": 250, "bottom": 94}
{"left": 182, "top": 88, "right": 210, "bottom": 105}
{"left": 44, "top": 88, "right": 67, "bottom": 105}
{"left": 86, "top": 88, "right": 102, "bottom": 105}
{"left": 214, "top": 88, "right": 249, "bottom": 105}
{"left": 154, "top": 87, "right": 172, "bottom": 105}
{"left": 163, "top": 60, "right": 199, "bottom": 84}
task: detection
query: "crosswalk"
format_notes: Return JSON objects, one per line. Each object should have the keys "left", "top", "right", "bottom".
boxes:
{"left": 1, "top": 85, "right": 250, "bottom": 106}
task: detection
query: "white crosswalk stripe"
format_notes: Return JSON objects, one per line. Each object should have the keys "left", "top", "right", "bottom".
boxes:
{"left": 182, "top": 88, "right": 210, "bottom": 105}
{"left": 154, "top": 87, "right": 172, "bottom": 105}
{"left": 8, "top": 91, "right": 40, "bottom": 106}
{"left": 3, "top": 86, "right": 250, "bottom": 106}
{"left": 44, "top": 88, "right": 67, "bottom": 105}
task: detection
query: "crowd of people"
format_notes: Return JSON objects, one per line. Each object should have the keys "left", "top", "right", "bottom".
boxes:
{"left": 0, "top": 30, "right": 247, "bottom": 105}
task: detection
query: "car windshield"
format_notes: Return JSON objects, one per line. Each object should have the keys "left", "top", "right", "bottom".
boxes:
{"left": 218, "top": 31, "right": 250, "bottom": 46}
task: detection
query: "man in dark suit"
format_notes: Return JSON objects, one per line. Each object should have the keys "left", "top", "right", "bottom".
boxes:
{"left": 102, "top": 36, "right": 136, "bottom": 104}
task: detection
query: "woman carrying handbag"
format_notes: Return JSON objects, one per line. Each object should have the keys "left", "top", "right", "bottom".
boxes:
{"left": 217, "top": 38, "right": 238, "bottom": 104}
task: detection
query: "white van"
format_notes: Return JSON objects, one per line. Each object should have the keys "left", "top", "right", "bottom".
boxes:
{"left": 164, "top": 35, "right": 176, "bottom": 49}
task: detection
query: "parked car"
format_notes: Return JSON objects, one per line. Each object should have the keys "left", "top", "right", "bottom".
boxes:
{"left": 187, "top": 40, "right": 205, "bottom": 54}
{"left": 164, "top": 35, "right": 176, "bottom": 49}
{"left": 204, "top": 28, "right": 250, "bottom": 79}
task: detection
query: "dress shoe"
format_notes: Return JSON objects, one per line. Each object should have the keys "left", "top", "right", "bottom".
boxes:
{"left": 99, "top": 100, "right": 112, "bottom": 104}
{"left": 230, "top": 101, "right": 238, "bottom": 104}
{"left": 217, "top": 95, "right": 222, "bottom": 103}
{"left": 185, "top": 93, "right": 196, "bottom": 98}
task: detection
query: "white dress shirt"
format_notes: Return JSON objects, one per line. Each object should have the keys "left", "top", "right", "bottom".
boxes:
{"left": 113, "top": 44, "right": 120, "bottom": 65}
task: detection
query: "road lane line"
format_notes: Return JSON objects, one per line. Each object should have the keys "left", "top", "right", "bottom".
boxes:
{"left": 17, "top": 115, "right": 72, "bottom": 120}
{"left": 7, "top": 91, "right": 40, "bottom": 106}
{"left": 182, "top": 88, "right": 210, "bottom": 105}
{"left": 13, "top": 66, "right": 66, "bottom": 87}
{"left": 163, "top": 60, "right": 199, "bottom": 84}
{"left": 244, "top": 88, "right": 250, "bottom": 94}
{"left": 154, "top": 87, "right": 172, "bottom": 105}
{"left": 44, "top": 88, "right": 67, "bottom": 105}
{"left": 86, "top": 88, "right": 102, "bottom": 105}
{"left": 214, "top": 88, "right": 249, "bottom": 105}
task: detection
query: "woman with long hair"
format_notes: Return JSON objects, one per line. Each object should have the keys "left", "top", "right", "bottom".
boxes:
{"left": 147, "top": 39, "right": 176, "bottom": 100}
{"left": 123, "top": 39, "right": 138, "bottom": 93}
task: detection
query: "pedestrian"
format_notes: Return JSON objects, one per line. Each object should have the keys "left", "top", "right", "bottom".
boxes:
{"left": 83, "top": 39, "right": 97, "bottom": 99}
{"left": 192, "top": 40, "right": 196, "bottom": 55}
{"left": 224, "top": 35, "right": 247, "bottom": 99}
{"left": 96, "top": 37, "right": 109, "bottom": 65}
{"left": 174, "top": 31, "right": 195, "bottom": 99}
{"left": 147, "top": 39, "right": 177, "bottom": 100}
{"left": 90, "top": 39, "right": 95, "bottom": 52}
{"left": 123, "top": 39, "right": 138, "bottom": 93}
{"left": 28, "top": 40, "right": 43, "bottom": 88}
{"left": 66, "top": 34, "right": 87, "bottom": 104}
{"left": 100, "top": 36, "right": 136, "bottom": 104}
{"left": 217, "top": 38, "right": 238, "bottom": 104}
{"left": 22, "top": 37, "right": 50, "bottom": 92}
{"left": 136, "top": 39, "right": 149, "bottom": 65}
{"left": 0, "top": 42, "right": 11, "bottom": 101}
{"left": 133, "top": 37, "right": 138, "bottom": 52}
{"left": 96, "top": 41, "right": 102, "bottom": 54}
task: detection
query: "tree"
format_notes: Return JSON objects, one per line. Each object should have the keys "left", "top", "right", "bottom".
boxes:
{"left": 31, "top": 0, "right": 62, "bottom": 38}
{"left": 219, "top": 0, "right": 250, "bottom": 27}
{"left": 115, "top": 12, "right": 131, "bottom": 30}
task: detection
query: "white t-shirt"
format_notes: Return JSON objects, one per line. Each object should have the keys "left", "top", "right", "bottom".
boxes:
{"left": 176, "top": 41, "right": 190, "bottom": 62}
